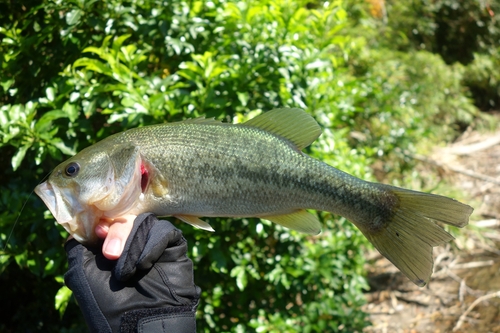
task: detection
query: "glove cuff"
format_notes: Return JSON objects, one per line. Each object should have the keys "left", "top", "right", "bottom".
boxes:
{"left": 120, "top": 305, "right": 197, "bottom": 333}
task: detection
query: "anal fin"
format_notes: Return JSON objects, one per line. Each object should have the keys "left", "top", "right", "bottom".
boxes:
{"left": 262, "top": 210, "right": 322, "bottom": 235}
{"left": 176, "top": 214, "right": 215, "bottom": 232}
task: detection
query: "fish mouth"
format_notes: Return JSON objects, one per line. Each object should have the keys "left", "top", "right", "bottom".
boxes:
{"left": 35, "top": 181, "right": 97, "bottom": 243}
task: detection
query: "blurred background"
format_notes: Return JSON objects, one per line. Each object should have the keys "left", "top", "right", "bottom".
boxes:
{"left": 1, "top": 0, "right": 498, "bottom": 332}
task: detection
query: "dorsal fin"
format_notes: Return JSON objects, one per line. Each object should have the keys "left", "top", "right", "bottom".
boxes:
{"left": 243, "top": 108, "right": 322, "bottom": 150}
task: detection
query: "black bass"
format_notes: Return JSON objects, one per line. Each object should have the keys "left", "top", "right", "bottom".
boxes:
{"left": 35, "top": 108, "right": 473, "bottom": 286}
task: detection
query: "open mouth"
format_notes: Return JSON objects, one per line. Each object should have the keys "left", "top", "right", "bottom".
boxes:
{"left": 35, "top": 182, "right": 64, "bottom": 222}
{"left": 35, "top": 181, "right": 81, "bottom": 229}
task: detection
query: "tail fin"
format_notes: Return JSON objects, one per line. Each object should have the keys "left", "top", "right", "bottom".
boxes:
{"left": 362, "top": 186, "right": 473, "bottom": 287}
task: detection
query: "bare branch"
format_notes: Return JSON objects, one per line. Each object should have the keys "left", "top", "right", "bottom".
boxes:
{"left": 453, "top": 291, "right": 500, "bottom": 331}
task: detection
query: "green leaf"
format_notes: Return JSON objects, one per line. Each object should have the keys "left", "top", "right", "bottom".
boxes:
{"left": 230, "top": 266, "right": 248, "bottom": 291}
{"left": 11, "top": 143, "right": 31, "bottom": 171}
{"left": 62, "top": 102, "right": 79, "bottom": 122}
{"left": 52, "top": 139, "right": 76, "bottom": 156}
{"left": 0, "top": 254, "right": 11, "bottom": 275}
{"left": 55, "top": 285, "right": 72, "bottom": 318}
{"left": 33, "top": 21, "right": 41, "bottom": 32}
{"left": 0, "top": 79, "right": 14, "bottom": 92}
{"left": 45, "top": 87, "right": 55, "bottom": 102}
{"left": 73, "top": 57, "right": 113, "bottom": 76}
{"left": 237, "top": 92, "right": 249, "bottom": 107}
{"left": 8, "top": 104, "right": 23, "bottom": 121}
{"left": 83, "top": 99, "right": 97, "bottom": 118}
{"left": 113, "top": 34, "right": 132, "bottom": 51}
{"left": 35, "top": 110, "right": 69, "bottom": 132}
{"left": 2, "top": 37, "right": 15, "bottom": 45}
{"left": 65, "top": 9, "right": 83, "bottom": 26}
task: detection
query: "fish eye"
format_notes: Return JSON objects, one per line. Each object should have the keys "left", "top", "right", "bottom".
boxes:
{"left": 65, "top": 162, "right": 80, "bottom": 177}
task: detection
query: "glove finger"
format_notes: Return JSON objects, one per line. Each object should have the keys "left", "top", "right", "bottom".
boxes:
{"left": 114, "top": 213, "right": 156, "bottom": 281}
{"left": 136, "top": 218, "right": 180, "bottom": 270}
{"left": 137, "top": 221, "right": 200, "bottom": 306}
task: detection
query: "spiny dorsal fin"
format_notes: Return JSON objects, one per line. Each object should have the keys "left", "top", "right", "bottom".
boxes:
{"left": 243, "top": 108, "right": 322, "bottom": 150}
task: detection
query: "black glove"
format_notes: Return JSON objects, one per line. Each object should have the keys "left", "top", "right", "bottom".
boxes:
{"left": 65, "top": 213, "right": 201, "bottom": 333}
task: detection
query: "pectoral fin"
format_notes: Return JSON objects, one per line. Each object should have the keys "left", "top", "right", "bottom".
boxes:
{"left": 176, "top": 214, "right": 215, "bottom": 232}
{"left": 262, "top": 210, "right": 322, "bottom": 235}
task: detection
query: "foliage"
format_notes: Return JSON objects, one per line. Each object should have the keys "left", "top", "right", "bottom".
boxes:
{"left": 463, "top": 49, "right": 500, "bottom": 111}
{"left": 346, "top": 48, "right": 477, "bottom": 179}
{"left": 346, "top": 0, "right": 500, "bottom": 111}
{"left": 349, "top": 0, "right": 500, "bottom": 64}
{"left": 0, "top": 0, "right": 480, "bottom": 332}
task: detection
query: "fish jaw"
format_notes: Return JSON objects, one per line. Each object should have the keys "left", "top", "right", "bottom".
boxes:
{"left": 34, "top": 147, "right": 146, "bottom": 244}
{"left": 35, "top": 180, "right": 103, "bottom": 243}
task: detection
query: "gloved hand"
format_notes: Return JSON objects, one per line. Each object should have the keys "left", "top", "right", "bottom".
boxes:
{"left": 64, "top": 213, "right": 201, "bottom": 333}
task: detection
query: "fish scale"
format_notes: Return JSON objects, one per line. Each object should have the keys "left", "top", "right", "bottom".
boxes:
{"left": 121, "top": 124, "right": 333, "bottom": 216}
{"left": 35, "top": 107, "right": 473, "bottom": 286}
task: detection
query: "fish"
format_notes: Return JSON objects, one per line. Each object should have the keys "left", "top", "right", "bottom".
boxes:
{"left": 35, "top": 107, "right": 473, "bottom": 286}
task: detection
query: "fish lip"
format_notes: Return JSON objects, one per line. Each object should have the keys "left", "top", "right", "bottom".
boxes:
{"left": 35, "top": 181, "right": 72, "bottom": 224}
{"left": 35, "top": 181, "right": 93, "bottom": 241}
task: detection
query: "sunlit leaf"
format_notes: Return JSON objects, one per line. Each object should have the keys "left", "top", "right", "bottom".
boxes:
{"left": 46, "top": 87, "right": 55, "bottom": 102}
{"left": 73, "top": 58, "right": 113, "bottom": 76}
{"left": 1, "top": 79, "right": 15, "bottom": 92}
{"left": 11, "top": 143, "right": 31, "bottom": 171}
{"left": 52, "top": 139, "right": 76, "bottom": 156}
{"left": 65, "top": 9, "right": 83, "bottom": 26}
{"left": 54, "top": 286, "right": 72, "bottom": 318}
{"left": 230, "top": 266, "right": 248, "bottom": 291}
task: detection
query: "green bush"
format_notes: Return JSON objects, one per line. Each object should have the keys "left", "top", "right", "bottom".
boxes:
{"left": 0, "top": 0, "right": 479, "bottom": 332}
{"left": 348, "top": 0, "right": 500, "bottom": 64}
{"left": 463, "top": 49, "right": 500, "bottom": 111}
{"left": 1, "top": 1, "right": 370, "bottom": 332}
{"left": 346, "top": 0, "right": 500, "bottom": 112}
{"left": 347, "top": 48, "right": 477, "bottom": 177}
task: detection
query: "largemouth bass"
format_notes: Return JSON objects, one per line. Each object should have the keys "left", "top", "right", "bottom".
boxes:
{"left": 35, "top": 108, "right": 473, "bottom": 286}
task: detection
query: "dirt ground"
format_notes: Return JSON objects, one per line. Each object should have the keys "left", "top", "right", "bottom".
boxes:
{"left": 362, "top": 123, "right": 500, "bottom": 333}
